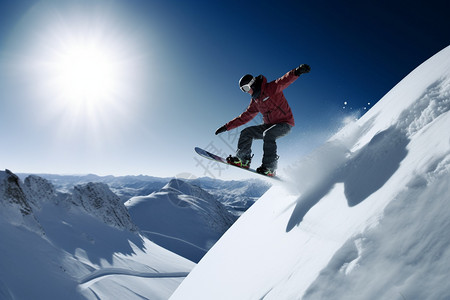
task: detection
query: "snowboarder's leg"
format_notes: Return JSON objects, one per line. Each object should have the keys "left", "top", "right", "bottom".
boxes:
{"left": 236, "top": 124, "right": 269, "bottom": 159}
{"left": 261, "top": 123, "right": 292, "bottom": 170}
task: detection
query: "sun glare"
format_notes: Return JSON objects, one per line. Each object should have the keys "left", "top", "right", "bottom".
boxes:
{"left": 20, "top": 1, "right": 149, "bottom": 143}
{"left": 53, "top": 41, "right": 118, "bottom": 105}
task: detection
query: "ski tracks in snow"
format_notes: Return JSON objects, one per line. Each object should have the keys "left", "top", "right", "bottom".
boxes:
{"left": 78, "top": 268, "right": 189, "bottom": 287}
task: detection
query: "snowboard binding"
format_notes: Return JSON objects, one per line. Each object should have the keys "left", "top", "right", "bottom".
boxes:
{"left": 226, "top": 155, "right": 252, "bottom": 169}
{"left": 256, "top": 165, "right": 276, "bottom": 177}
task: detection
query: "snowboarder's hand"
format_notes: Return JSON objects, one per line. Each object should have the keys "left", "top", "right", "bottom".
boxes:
{"left": 294, "top": 64, "right": 311, "bottom": 76}
{"left": 215, "top": 125, "right": 227, "bottom": 135}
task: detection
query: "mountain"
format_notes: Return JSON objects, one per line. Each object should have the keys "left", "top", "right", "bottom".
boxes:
{"left": 72, "top": 182, "right": 138, "bottom": 231}
{"left": 170, "top": 46, "right": 450, "bottom": 299}
{"left": 189, "top": 177, "right": 271, "bottom": 216}
{"left": 0, "top": 170, "right": 42, "bottom": 233}
{"left": 125, "top": 179, "right": 237, "bottom": 263}
{"left": 18, "top": 173, "right": 169, "bottom": 202}
{"left": 19, "top": 174, "right": 271, "bottom": 214}
{"left": 0, "top": 170, "right": 194, "bottom": 300}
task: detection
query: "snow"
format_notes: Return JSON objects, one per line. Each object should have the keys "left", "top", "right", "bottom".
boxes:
{"left": 1, "top": 173, "right": 258, "bottom": 299}
{"left": 72, "top": 182, "right": 137, "bottom": 231}
{"left": 170, "top": 46, "right": 450, "bottom": 299}
{"left": 126, "top": 179, "right": 237, "bottom": 262}
{"left": 0, "top": 173, "right": 194, "bottom": 300}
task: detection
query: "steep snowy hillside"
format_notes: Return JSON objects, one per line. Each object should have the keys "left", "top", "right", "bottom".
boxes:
{"left": 171, "top": 46, "right": 450, "bottom": 300}
{"left": 0, "top": 171, "right": 194, "bottom": 300}
{"left": 126, "top": 179, "right": 237, "bottom": 263}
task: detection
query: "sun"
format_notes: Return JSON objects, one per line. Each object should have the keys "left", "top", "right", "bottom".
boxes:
{"left": 52, "top": 39, "right": 119, "bottom": 107}
{"left": 28, "top": 6, "right": 142, "bottom": 136}
{"left": 16, "top": 1, "right": 150, "bottom": 146}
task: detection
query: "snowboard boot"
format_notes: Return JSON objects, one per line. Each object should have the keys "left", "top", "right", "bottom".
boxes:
{"left": 256, "top": 165, "right": 276, "bottom": 177}
{"left": 226, "top": 155, "right": 252, "bottom": 169}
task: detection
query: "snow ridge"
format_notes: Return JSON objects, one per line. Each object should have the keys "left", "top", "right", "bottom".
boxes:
{"left": 72, "top": 182, "right": 137, "bottom": 231}
{"left": 0, "top": 170, "right": 42, "bottom": 233}
{"left": 0, "top": 170, "right": 33, "bottom": 215}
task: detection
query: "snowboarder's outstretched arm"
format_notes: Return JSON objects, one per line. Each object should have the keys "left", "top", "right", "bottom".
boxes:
{"left": 215, "top": 99, "right": 259, "bottom": 135}
{"left": 274, "top": 64, "right": 311, "bottom": 92}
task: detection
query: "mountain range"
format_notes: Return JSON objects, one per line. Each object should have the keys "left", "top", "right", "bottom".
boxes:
{"left": 1, "top": 170, "right": 268, "bottom": 299}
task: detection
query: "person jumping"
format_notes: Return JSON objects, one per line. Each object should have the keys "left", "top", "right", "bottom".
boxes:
{"left": 215, "top": 64, "right": 311, "bottom": 176}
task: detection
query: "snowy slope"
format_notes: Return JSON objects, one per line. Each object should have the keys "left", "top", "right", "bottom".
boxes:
{"left": 126, "top": 179, "right": 237, "bottom": 262}
{"left": 0, "top": 171, "right": 194, "bottom": 300}
{"left": 170, "top": 46, "right": 450, "bottom": 300}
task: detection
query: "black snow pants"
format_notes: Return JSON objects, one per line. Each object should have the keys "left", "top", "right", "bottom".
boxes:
{"left": 236, "top": 123, "right": 292, "bottom": 170}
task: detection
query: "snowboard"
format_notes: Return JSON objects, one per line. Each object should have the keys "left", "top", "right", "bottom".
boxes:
{"left": 194, "top": 147, "right": 281, "bottom": 180}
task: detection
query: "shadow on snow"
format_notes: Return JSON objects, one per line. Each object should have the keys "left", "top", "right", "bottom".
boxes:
{"left": 286, "top": 125, "right": 409, "bottom": 232}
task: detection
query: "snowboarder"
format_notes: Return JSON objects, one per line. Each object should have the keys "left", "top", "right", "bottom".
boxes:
{"left": 215, "top": 64, "right": 311, "bottom": 176}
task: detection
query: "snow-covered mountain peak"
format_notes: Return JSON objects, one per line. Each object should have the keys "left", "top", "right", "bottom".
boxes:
{"left": 126, "top": 178, "right": 236, "bottom": 262}
{"left": 23, "top": 174, "right": 57, "bottom": 207}
{"left": 0, "top": 169, "right": 32, "bottom": 216}
{"left": 163, "top": 178, "right": 217, "bottom": 204}
{"left": 0, "top": 170, "right": 43, "bottom": 234}
{"left": 72, "top": 182, "right": 138, "bottom": 231}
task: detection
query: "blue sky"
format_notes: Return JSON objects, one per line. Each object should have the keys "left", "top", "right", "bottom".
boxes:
{"left": 1, "top": 0, "right": 449, "bottom": 179}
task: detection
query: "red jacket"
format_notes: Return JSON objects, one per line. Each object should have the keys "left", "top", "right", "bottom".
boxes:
{"left": 225, "top": 69, "right": 298, "bottom": 130}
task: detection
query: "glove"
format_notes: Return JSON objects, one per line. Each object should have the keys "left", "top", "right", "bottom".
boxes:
{"left": 294, "top": 64, "right": 311, "bottom": 76}
{"left": 215, "top": 125, "right": 227, "bottom": 135}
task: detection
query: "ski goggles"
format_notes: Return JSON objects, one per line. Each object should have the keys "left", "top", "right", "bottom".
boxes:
{"left": 240, "top": 77, "right": 255, "bottom": 92}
